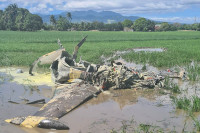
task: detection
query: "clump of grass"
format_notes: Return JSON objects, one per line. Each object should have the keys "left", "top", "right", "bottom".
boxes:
{"left": 171, "top": 84, "right": 181, "bottom": 94}
{"left": 187, "top": 62, "right": 200, "bottom": 81}
{"left": 120, "top": 121, "right": 128, "bottom": 133}
{"left": 172, "top": 96, "right": 200, "bottom": 112}
{"left": 142, "top": 64, "right": 147, "bottom": 71}
{"left": 138, "top": 124, "right": 164, "bottom": 133}
{"left": 192, "top": 96, "right": 200, "bottom": 112}
{"left": 139, "top": 124, "right": 151, "bottom": 132}
{"left": 172, "top": 96, "right": 191, "bottom": 111}
{"left": 163, "top": 76, "right": 170, "bottom": 89}
{"left": 163, "top": 77, "right": 180, "bottom": 94}
{"left": 191, "top": 116, "right": 200, "bottom": 131}
{"left": 110, "top": 119, "right": 165, "bottom": 133}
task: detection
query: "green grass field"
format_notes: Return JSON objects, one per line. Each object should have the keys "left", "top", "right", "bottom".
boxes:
{"left": 0, "top": 30, "right": 200, "bottom": 67}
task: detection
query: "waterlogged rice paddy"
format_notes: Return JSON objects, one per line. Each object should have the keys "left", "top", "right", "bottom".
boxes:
{"left": 0, "top": 31, "right": 200, "bottom": 67}
{"left": 1, "top": 31, "right": 200, "bottom": 132}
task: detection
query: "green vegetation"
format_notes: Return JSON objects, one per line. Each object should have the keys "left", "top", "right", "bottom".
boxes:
{"left": 191, "top": 116, "right": 200, "bottom": 131}
{"left": 163, "top": 77, "right": 180, "bottom": 93}
{"left": 122, "top": 19, "right": 133, "bottom": 28}
{"left": 0, "top": 4, "right": 43, "bottom": 31}
{"left": 110, "top": 120, "right": 165, "bottom": 133}
{"left": 1, "top": 4, "right": 200, "bottom": 32}
{"left": 172, "top": 96, "right": 200, "bottom": 112}
{"left": 0, "top": 31, "right": 200, "bottom": 68}
{"left": 132, "top": 18, "right": 155, "bottom": 31}
{"left": 187, "top": 62, "right": 200, "bottom": 81}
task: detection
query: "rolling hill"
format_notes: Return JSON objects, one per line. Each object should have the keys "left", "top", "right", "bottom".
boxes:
{"left": 38, "top": 10, "right": 140, "bottom": 24}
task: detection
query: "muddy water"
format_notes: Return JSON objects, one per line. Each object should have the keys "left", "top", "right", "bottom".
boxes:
{"left": 0, "top": 71, "right": 55, "bottom": 132}
{"left": 101, "top": 47, "right": 165, "bottom": 66}
{"left": 133, "top": 48, "right": 165, "bottom": 52}
{"left": 61, "top": 89, "right": 197, "bottom": 133}
{"left": 0, "top": 67, "right": 200, "bottom": 133}
{"left": 101, "top": 49, "right": 165, "bottom": 80}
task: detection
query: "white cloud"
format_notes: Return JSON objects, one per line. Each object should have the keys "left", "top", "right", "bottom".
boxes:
{"left": 149, "top": 17, "right": 200, "bottom": 24}
{"left": 0, "top": 0, "right": 200, "bottom": 15}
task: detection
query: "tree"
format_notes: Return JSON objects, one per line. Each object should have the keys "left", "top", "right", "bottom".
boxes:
{"left": 0, "top": 4, "right": 44, "bottom": 31}
{"left": 91, "top": 21, "right": 104, "bottom": 30}
{"left": 122, "top": 19, "right": 133, "bottom": 28}
{"left": 57, "top": 16, "right": 70, "bottom": 31}
{"left": 23, "top": 14, "right": 43, "bottom": 31}
{"left": 3, "top": 4, "right": 18, "bottom": 30}
{"left": 179, "top": 24, "right": 191, "bottom": 30}
{"left": 159, "top": 22, "right": 171, "bottom": 31}
{"left": 15, "top": 8, "right": 29, "bottom": 31}
{"left": 191, "top": 23, "right": 199, "bottom": 31}
{"left": 0, "top": 10, "right": 4, "bottom": 30}
{"left": 71, "top": 23, "right": 79, "bottom": 30}
{"left": 50, "top": 15, "right": 56, "bottom": 29}
{"left": 66, "top": 12, "right": 72, "bottom": 22}
{"left": 173, "top": 23, "right": 181, "bottom": 30}
{"left": 66, "top": 12, "right": 72, "bottom": 29}
{"left": 132, "top": 18, "right": 155, "bottom": 31}
{"left": 146, "top": 19, "right": 155, "bottom": 31}
{"left": 197, "top": 23, "right": 200, "bottom": 31}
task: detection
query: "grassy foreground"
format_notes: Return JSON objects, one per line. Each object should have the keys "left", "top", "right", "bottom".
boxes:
{"left": 0, "top": 31, "right": 200, "bottom": 67}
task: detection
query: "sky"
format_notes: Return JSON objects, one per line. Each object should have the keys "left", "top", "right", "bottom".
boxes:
{"left": 0, "top": 0, "right": 200, "bottom": 24}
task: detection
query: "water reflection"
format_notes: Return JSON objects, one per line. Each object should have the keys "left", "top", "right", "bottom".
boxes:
{"left": 86, "top": 89, "right": 162, "bottom": 110}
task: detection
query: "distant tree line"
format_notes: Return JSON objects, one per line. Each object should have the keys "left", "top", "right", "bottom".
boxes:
{"left": 0, "top": 4, "right": 43, "bottom": 31}
{"left": 45, "top": 15, "right": 124, "bottom": 31}
{"left": 122, "top": 18, "right": 200, "bottom": 31}
{"left": 0, "top": 4, "right": 200, "bottom": 32}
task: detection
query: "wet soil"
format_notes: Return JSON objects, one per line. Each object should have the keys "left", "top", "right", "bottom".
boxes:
{"left": 1, "top": 65, "right": 200, "bottom": 133}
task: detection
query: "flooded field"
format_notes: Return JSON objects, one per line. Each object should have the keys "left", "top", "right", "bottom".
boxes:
{"left": 101, "top": 47, "right": 166, "bottom": 68}
{"left": 1, "top": 65, "right": 200, "bottom": 133}
{"left": 133, "top": 48, "right": 165, "bottom": 52}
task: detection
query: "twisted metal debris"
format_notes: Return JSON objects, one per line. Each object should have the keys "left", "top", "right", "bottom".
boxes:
{"left": 5, "top": 36, "right": 186, "bottom": 130}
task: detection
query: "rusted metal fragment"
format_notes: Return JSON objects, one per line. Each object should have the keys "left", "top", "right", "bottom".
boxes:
{"left": 34, "top": 83, "right": 100, "bottom": 118}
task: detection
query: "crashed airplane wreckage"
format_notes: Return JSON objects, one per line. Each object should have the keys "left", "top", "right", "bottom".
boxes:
{"left": 5, "top": 36, "right": 186, "bottom": 130}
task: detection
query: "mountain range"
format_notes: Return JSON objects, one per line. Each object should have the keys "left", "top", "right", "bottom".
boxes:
{"left": 38, "top": 10, "right": 140, "bottom": 24}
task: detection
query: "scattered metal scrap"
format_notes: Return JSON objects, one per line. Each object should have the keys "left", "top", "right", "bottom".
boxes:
{"left": 5, "top": 36, "right": 186, "bottom": 130}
